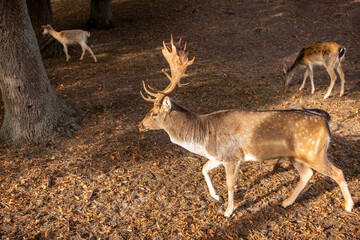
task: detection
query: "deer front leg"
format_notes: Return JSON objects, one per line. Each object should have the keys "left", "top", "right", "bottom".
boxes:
{"left": 307, "top": 66, "right": 316, "bottom": 94}
{"left": 224, "top": 161, "right": 240, "bottom": 217}
{"left": 202, "top": 159, "right": 222, "bottom": 201}
{"left": 299, "top": 69, "right": 309, "bottom": 91}
{"left": 62, "top": 44, "right": 70, "bottom": 61}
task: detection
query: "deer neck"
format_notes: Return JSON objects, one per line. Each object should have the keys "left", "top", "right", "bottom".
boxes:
{"left": 163, "top": 103, "right": 211, "bottom": 148}
{"left": 49, "top": 29, "right": 61, "bottom": 41}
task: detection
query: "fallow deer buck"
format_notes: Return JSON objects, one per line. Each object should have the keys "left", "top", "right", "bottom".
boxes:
{"left": 139, "top": 37, "right": 353, "bottom": 217}
{"left": 284, "top": 42, "right": 346, "bottom": 99}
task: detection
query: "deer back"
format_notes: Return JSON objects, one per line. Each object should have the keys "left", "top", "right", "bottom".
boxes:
{"left": 158, "top": 103, "right": 331, "bottom": 162}
{"left": 60, "top": 30, "right": 88, "bottom": 44}
{"left": 297, "top": 42, "right": 342, "bottom": 66}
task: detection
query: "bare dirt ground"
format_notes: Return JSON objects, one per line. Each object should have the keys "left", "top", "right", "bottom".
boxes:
{"left": 1, "top": 0, "right": 360, "bottom": 239}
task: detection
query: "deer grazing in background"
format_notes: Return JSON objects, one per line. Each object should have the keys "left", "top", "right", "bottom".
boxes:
{"left": 283, "top": 42, "right": 346, "bottom": 99}
{"left": 42, "top": 24, "right": 97, "bottom": 62}
{"left": 139, "top": 36, "right": 353, "bottom": 217}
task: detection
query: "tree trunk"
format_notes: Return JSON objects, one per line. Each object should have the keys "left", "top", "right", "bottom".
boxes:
{"left": 26, "top": 0, "right": 62, "bottom": 58}
{"left": 87, "top": 0, "right": 114, "bottom": 29}
{"left": 0, "top": 0, "right": 81, "bottom": 145}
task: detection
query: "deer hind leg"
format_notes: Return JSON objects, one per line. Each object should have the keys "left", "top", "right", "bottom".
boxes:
{"left": 324, "top": 63, "right": 337, "bottom": 99}
{"left": 299, "top": 69, "right": 309, "bottom": 91}
{"left": 309, "top": 157, "right": 353, "bottom": 212}
{"left": 85, "top": 44, "right": 97, "bottom": 62}
{"left": 63, "top": 44, "right": 70, "bottom": 61}
{"left": 282, "top": 158, "right": 313, "bottom": 208}
{"left": 272, "top": 157, "right": 286, "bottom": 173}
{"left": 80, "top": 45, "right": 86, "bottom": 60}
{"left": 202, "top": 159, "right": 222, "bottom": 202}
{"left": 223, "top": 161, "right": 241, "bottom": 217}
{"left": 336, "top": 64, "right": 345, "bottom": 97}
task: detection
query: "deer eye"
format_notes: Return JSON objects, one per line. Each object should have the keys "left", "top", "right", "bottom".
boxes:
{"left": 151, "top": 113, "right": 158, "bottom": 119}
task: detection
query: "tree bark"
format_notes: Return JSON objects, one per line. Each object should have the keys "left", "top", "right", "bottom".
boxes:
{"left": 0, "top": 0, "right": 81, "bottom": 145}
{"left": 26, "top": 0, "right": 62, "bottom": 58}
{"left": 87, "top": 0, "right": 114, "bottom": 29}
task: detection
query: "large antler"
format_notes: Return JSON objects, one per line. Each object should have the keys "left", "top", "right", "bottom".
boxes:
{"left": 140, "top": 35, "right": 195, "bottom": 104}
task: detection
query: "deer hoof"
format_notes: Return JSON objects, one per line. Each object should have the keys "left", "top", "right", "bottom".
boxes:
{"left": 281, "top": 199, "right": 293, "bottom": 208}
{"left": 224, "top": 207, "right": 233, "bottom": 217}
{"left": 211, "top": 194, "right": 224, "bottom": 203}
{"left": 344, "top": 200, "right": 353, "bottom": 212}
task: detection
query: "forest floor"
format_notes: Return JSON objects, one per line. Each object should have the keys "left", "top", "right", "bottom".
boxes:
{"left": 1, "top": 0, "right": 360, "bottom": 239}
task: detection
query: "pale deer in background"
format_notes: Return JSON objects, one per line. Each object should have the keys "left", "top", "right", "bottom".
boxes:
{"left": 139, "top": 36, "right": 353, "bottom": 217}
{"left": 283, "top": 42, "right": 346, "bottom": 99}
{"left": 42, "top": 24, "right": 97, "bottom": 62}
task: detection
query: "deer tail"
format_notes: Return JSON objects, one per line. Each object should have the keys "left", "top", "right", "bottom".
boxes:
{"left": 302, "top": 108, "right": 331, "bottom": 122}
{"left": 339, "top": 47, "right": 346, "bottom": 59}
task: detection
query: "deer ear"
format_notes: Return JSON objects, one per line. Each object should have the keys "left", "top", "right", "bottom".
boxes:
{"left": 162, "top": 96, "right": 172, "bottom": 112}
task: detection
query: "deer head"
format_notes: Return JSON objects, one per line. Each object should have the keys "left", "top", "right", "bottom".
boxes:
{"left": 139, "top": 36, "right": 195, "bottom": 132}
{"left": 41, "top": 24, "right": 53, "bottom": 35}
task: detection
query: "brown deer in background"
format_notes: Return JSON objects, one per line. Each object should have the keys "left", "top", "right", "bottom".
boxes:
{"left": 284, "top": 42, "right": 346, "bottom": 99}
{"left": 139, "top": 37, "right": 353, "bottom": 217}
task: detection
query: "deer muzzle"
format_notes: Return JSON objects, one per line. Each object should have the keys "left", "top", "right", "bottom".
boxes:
{"left": 138, "top": 122, "right": 148, "bottom": 133}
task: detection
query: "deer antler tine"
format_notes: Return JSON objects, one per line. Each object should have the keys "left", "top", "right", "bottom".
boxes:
{"left": 142, "top": 81, "right": 158, "bottom": 97}
{"left": 171, "top": 38, "right": 177, "bottom": 52}
{"left": 184, "top": 41, "right": 187, "bottom": 51}
{"left": 178, "top": 80, "right": 192, "bottom": 87}
{"left": 188, "top": 56, "right": 195, "bottom": 65}
{"left": 147, "top": 84, "right": 161, "bottom": 92}
{"left": 162, "top": 69, "right": 172, "bottom": 81}
{"left": 163, "top": 41, "right": 171, "bottom": 52}
{"left": 140, "top": 90, "right": 156, "bottom": 102}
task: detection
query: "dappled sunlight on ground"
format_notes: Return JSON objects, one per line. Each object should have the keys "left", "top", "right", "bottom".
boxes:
{"left": 0, "top": 0, "right": 359, "bottom": 238}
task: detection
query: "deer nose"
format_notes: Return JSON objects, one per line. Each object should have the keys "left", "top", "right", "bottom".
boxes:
{"left": 138, "top": 122, "right": 147, "bottom": 132}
